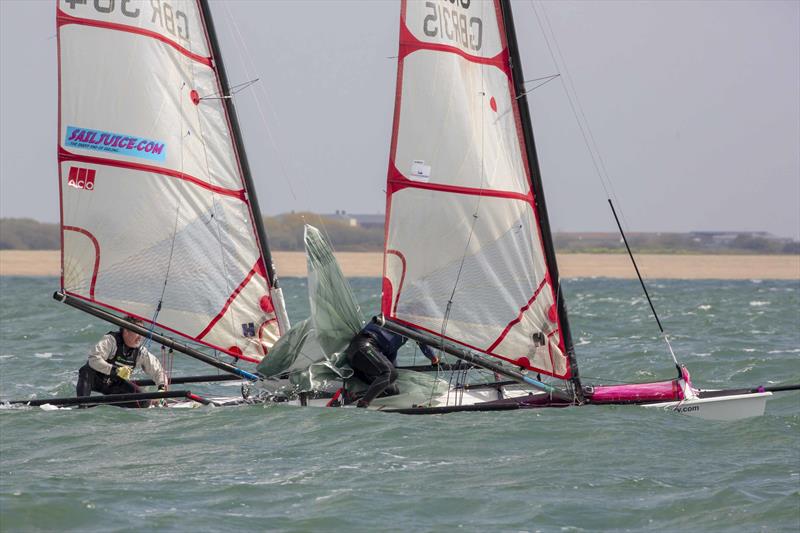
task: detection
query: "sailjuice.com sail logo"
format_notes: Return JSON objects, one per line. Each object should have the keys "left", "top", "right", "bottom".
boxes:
{"left": 65, "top": 126, "right": 167, "bottom": 163}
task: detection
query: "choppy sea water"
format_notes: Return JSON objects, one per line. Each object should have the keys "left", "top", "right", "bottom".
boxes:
{"left": 1, "top": 276, "right": 798, "bottom": 532}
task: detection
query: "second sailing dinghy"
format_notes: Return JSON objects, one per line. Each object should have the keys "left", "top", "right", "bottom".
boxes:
{"left": 44, "top": 0, "right": 292, "bottom": 407}
{"left": 364, "top": 0, "right": 796, "bottom": 420}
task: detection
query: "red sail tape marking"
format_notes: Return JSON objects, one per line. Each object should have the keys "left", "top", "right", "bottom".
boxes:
{"left": 388, "top": 167, "right": 533, "bottom": 204}
{"left": 56, "top": 9, "right": 212, "bottom": 67}
{"left": 196, "top": 263, "right": 258, "bottom": 341}
{"left": 385, "top": 249, "right": 407, "bottom": 316}
{"left": 389, "top": 315, "right": 569, "bottom": 379}
{"left": 63, "top": 226, "right": 100, "bottom": 299}
{"left": 397, "top": 7, "right": 508, "bottom": 73}
{"left": 486, "top": 278, "right": 548, "bottom": 352}
{"left": 58, "top": 148, "right": 246, "bottom": 201}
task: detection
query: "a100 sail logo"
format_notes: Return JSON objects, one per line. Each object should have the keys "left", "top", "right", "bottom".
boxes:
{"left": 67, "top": 166, "right": 96, "bottom": 191}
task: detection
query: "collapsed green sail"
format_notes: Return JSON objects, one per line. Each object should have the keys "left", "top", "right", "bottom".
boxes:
{"left": 256, "top": 225, "right": 360, "bottom": 390}
{"left": 256, "top": 225, "right": 449, "bottom": 407}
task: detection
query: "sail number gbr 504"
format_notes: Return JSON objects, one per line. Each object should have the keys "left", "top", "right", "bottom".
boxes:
{"left": 63, "top": 0, "right": 191, "bottom": 42}
{"left": 422, "top": 0, "right": 484, "bottom": 53}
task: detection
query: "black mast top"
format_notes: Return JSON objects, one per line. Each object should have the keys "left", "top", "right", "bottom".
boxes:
{"left": 198, "top": 0, "right": 280, "bottom": 291}
{"left": 499, "top": 0, "right": 582, "bottom": 394}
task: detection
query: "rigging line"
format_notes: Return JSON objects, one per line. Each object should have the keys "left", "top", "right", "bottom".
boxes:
{"left": 530, "top": 1, "right": 654, "bottom": 304}
{"left": 523, "top": 74, "right": 560, "bottom": 84}
{"left": 609, "top": 199, "right": 681, "bottom": 370}
{"left": 608, "top": 198, "right": 681, "bottom": 370}
{"left": 530, "top": 3, "right": 671, "bottom": 367}
{"left": 532, "top": 1, "right": 634, "bottom": 232}
{"left": 186, "top": 48, "right": 239, "bottom": 343}
{"left": 516, "top": 75, "right": 560, "bottom": 99}
{"left": 143, "top": 81, "right": 186, "bottom": 349}
{"left": 437, "top": 86, "right": 490, "bottom": 404}
{"left": 221, "top": 2, "right": 299, "bottom": 205}
{"left": 144, "top": 203, "right": 182, "bottom": 349}
{"left": 198, "top": 77, "right": 260, "bottom": 100}
{"left": 528, "top": 1, "right": 608, "bottom": 198}
{"left": 438, "top": 0, "right": 494, "bottom": 399}
{"left": 492, "top": 76, "right": 562, "bottom": 125}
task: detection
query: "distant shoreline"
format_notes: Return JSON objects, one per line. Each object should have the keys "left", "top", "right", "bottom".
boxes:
{"left": 1, "top": 250, "right": 798, "bottom": 280}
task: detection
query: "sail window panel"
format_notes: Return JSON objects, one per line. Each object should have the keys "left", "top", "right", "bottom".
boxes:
{"left": 59, "top": 25, "right": 242, "bottom": 192}
{"left": 58, "top": 0, "right": 210, "bottom": 58}
{"left": 404, "top": 0, "right": 503, "bottom": 59}
{"left": 62, "top": 230, "right": 97, "bottom": 297}
{"left": 386, "top": 187, "right": 551, "bottom": 354}
{"left": 59, "top": 162, "right": 273, "bottom": 359}
{"left": 395, "top": 51, "right": 529, "bottom": 195}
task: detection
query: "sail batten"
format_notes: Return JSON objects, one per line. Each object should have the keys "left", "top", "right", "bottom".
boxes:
{"left": 382, "top": 0, "right": 572, "bottom": 379}
{"left": 56, "top": 0, "right": 283, "bottom": 362}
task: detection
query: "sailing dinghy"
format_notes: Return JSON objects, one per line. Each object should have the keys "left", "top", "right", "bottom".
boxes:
{"left": 28, "top": 0, "right": 293, "bottom": 407}
{"left": 12, "top": 1, "right": 796, "bottom": 416}
{"left": 360, "top": 0, "right": 797, "bottom": 420}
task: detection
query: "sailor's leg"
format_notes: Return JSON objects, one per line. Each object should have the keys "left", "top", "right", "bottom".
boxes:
{"left": 351, "top": 341, "right": 397, "bottom": 406}
{"left": 380, "top": 382, "right": 400, "bottom": 398}
{"left": 105, "top": 379, "right": 141, "bottom": 408}
{"left": 76, "top": 364, "right": 97, "bottom": 396}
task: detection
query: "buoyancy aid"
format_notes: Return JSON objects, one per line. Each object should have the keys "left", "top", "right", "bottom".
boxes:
{"left": 107, "top": 330, "right": 141, "bottom": 368}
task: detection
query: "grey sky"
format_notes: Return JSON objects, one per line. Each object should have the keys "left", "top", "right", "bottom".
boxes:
{"left": 1, "top": 0, "right": 798, "bottom": 239}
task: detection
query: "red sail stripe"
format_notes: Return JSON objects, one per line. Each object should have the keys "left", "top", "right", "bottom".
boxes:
{"left": 58, "top": 147, "right": 246, "bottom": 201}
{"left": 63, "top": 226, "right": 100, "bottom": 299}
{"left": 486, "top": 278, "right": 549, "bottom": 352}
{"left": 390, "top": 315, "right": 569, "bottom": 380}
{"left": 196, "top": 263, "right": 258, "bottom": 341}
{"left": 385, "top": 249, "right": 407, "bottom": 316}
{"left": 388, "top": 163, "right": 533, "bottom": 203}
{"left": 397, "top": 2, "right": 509, "bottom": 74}
{"left": 56, "top": 8, "right": 212, "bottom": 67}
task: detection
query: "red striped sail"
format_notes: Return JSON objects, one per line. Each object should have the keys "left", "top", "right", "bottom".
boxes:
{"left": 56, "top": 0, "right": 283, "bottom": 363}
{"left": 381, "top": 0, "right": 571, "bottom": 378}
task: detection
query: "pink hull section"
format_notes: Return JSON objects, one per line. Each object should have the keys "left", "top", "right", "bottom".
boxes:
{"left": 589, "top": 380, "right": 683, "bottom": 404}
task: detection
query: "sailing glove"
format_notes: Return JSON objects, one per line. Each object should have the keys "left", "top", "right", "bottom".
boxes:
{"left": 114, "top": 365, "right": 132, "bottom": 381}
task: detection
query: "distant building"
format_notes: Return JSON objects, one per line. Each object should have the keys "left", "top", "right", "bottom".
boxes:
{"left": 689, "top": 231, "right": 774, "bottom": 246}
{"left": 322, "top": 210, "right": 384, "bottom": 229}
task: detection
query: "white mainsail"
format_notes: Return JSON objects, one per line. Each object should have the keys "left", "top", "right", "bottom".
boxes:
{"left": 382, "top": 0, "right": 571, "bottom": 378}
{"left": 56, "top": 0, "right": 283, "bottom": 362}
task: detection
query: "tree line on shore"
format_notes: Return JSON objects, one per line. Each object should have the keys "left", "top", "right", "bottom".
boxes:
{"left": 1, "top": 216, "right": 797, "bottom": 254}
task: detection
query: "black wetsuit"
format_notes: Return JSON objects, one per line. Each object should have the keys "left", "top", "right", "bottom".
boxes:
{"left": 76, "top": 331, "right": 141, "bottom": 408}
{"left": 344, "top": 323, "right": 436, "bottom": 406}
{"left": 345, "top": 334, "right": 400, "bottom": 406}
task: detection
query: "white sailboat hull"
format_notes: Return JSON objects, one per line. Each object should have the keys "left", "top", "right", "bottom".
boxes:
{"left": 165, "top": 384, "right": 772, "bottom": 421}
{"left": 641, "top": 391, "right": 772, "bottom": 421}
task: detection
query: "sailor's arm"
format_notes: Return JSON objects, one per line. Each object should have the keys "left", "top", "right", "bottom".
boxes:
{"left": 137, "top": 348, "right": 167, "bottom": 388}
{"left": 87, "top": 335, "right": 117, "bottom": 375}
{"left": 417, "top": 342, "right": 440, "bottom": 364}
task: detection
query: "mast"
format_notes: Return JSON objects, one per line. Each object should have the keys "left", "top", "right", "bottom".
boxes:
{"left": 499, "top": 0, "right": 582, "bottom": 395}
{"left": 197, "top": 0, "right": 289, "bottom": 333}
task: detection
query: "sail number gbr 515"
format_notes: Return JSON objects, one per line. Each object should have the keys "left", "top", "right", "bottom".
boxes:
{"left": 63, "top": 0, "right": 191, "bottom": 42}
{"left": 423, "top": 0, "right": 483, "bottom": 53}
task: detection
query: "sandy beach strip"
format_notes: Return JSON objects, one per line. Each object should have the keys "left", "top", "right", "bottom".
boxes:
{"left": 1, "top": 250, "right": 798, "bottom": 280}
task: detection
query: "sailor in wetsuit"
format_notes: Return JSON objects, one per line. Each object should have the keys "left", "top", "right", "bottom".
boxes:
{"left": 345, "top": 322, "right": 439, "bottom": 408}
{"left": 76, "top": 317, "right": 167, "bottom": 407}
